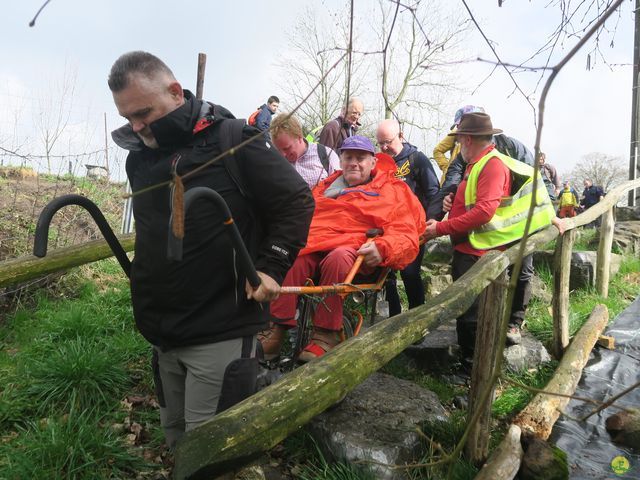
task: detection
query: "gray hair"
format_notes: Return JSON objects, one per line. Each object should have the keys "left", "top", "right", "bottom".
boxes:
{"left": 108, "top": 51, "right": 175, "bottom": 92}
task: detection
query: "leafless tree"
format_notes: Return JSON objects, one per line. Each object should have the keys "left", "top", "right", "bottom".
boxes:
{"left": 275, "top": 6, "right": 366, "bottom": 134}
{"left": 33, "top": 64, "right": 77, "bottom": 173}
{"left": 564, "top": 152, "right": 628, "bottom": 196}
{"left": 376, "top": 0, "right": 468, "bottom": 126}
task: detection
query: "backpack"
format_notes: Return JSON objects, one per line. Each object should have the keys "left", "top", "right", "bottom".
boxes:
{"left": 316, "top": 143, "right": 331, "bottom": 174}
{"left": 217, "top": 117, "right": 252, "bottom": 198}
{"left": 247, "top": 108, "right": 260, "bottom": 127}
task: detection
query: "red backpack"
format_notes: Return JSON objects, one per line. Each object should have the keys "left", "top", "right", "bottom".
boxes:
{"left": 247, "top": 108, "right": 260, "bottom": 126}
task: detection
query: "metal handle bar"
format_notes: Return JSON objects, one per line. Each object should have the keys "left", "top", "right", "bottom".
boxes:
{"left": 33, "top": 194, "right": 131, "bottom": 278}
{"left": 166, "top": 187, "right": 261, "bottom": 289}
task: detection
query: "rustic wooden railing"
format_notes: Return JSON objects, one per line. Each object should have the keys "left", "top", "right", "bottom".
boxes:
{"left": 0, "top": 179, "right": 638, "bottom": 479}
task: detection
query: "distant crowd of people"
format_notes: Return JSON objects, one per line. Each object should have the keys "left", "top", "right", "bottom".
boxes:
{"left": 108, "top": 50, "right": 600, "bottom": 452}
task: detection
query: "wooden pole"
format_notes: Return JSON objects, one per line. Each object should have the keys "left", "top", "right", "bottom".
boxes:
{"left": 480, "top": 305, "right": 609, "bottom": 479}
{"left": 474, "top": 424, "right": 523, "bottom": 480}
{"left": 195, "top": 53, "right": 207, "bottom": 100}
{"left": 552, "top": 228, "right": 575, "bottom": 358}
{"left": 629, "top": 0, "right": 640, "bottom": 206}
{"left": 466, "top": 269, "right": 508, "bottom": 465}
{"left": 0, "top": 234, "right": 134, "bottom": 288}
{"left": 596, "top": 207, "right": 615, "bottom": 297}
{"left": 103, "top": 112, "right": 110, "bottom": 179}
{"left": 514, "top": 304, "right": 609, "bottom": 439}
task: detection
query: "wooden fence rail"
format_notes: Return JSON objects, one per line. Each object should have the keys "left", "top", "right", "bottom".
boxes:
{"left": 0, "top": 179, "right": 638, "bottom": 479}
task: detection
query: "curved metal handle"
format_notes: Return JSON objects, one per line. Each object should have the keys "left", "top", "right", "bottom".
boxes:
{"left": 167, "top": 187, "right": 261, "bottom": 288}
{"left": 33, "top": 194, "right": 131, "bottom": 278}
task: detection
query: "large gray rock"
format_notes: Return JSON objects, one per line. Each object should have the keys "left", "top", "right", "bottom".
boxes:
{"left": 422, "top": 237, "right": 453, "bottom": 266}
{"left": 403, "top": 319, "right": 460, "bottom": 372}
{"left": 615, "top": 206, "right": 640, "bottom": 222}
{"left": 421, "top": 268, "right": 453, "bottom": 299}
{"left": 307, "top": 372, "right": 447, "bottom": 480}
{"left": 570, "top": 251, "right": 621, "bottom": 290}
{"left": 503, "top": 331, "right": 552, "bottom": 372}
{"left": 534, "top": 249, "right": 622, "bottom": 290}
{"left": 612, "top": 221, "right": 640, "bottom": 255}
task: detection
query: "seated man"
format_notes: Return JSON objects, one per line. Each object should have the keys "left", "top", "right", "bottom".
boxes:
{"left": 262, "top": 135, "right": 426, "bottom": 362}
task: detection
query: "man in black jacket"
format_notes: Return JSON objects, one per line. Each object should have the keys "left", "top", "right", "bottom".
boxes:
{"left": 108, "top": 51, "right": 314, "bottom": 448}
{"left": 376, "top": 119, "right": 439, "bottom": 316}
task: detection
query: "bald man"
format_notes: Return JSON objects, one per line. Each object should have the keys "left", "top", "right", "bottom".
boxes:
{"left": 375, "top": 119, "right": 439, "bottom": 316}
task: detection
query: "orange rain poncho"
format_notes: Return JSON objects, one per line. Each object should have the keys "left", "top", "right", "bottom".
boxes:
{"left": 299, "top": 153, "right": 426, "bottom": 270}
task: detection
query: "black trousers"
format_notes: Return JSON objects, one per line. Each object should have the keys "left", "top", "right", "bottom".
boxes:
{"left": 385, "top": 244, "right": 426, "bottom": 316}
{"left": 452, "top": 250, "right": 533, "bottom": 357}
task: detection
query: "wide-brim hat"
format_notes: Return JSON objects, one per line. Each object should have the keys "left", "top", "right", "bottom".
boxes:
{"left": 448, "top": 112, "right": 503, "bottom": 136}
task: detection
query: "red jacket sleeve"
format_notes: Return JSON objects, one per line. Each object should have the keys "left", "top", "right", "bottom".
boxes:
{"left": 375, "top": 180, "right": 426, "bottom": 270}
{"left": 436, "top": 156, "right": 510, "bottom": 237}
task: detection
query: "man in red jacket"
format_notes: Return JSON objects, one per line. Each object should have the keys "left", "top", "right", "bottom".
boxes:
{"left": 424, "top": 112, "right": 511, "bottom": 368}
{"left": 262, "top": 135, "right": 426, "bottom": 362}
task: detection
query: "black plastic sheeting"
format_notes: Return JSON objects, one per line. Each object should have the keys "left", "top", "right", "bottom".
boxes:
{"left": 549, "top": 296, "right": 640, "bottom": 479}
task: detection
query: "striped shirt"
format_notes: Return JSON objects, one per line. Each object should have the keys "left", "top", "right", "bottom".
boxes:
{"left": 291, "top": 142, "right": 341, "bottom": 189}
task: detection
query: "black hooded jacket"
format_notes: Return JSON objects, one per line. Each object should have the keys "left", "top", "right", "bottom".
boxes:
{"left": 112, "top": 91, "right": 314, "bottom": 350}
{"left": 392, "top": 143, "right": 440, "bottom": 218}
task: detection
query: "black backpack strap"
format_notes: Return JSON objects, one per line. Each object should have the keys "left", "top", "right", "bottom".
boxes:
{"left": 317, "top": 143, "right": 330, "bottom": 174}
{"left": 407, "top": 152, "right": 420, "bottom": 183}
{"left": 217, "top": 118, "right": 250, "bottom": 198}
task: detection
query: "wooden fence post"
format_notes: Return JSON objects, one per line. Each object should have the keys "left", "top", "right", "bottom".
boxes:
{"left": 596, "top": 207, "right": 615, "bottom": 297}
{"left": 466, "top": 269, "right": 508, "bottom": 465}
{"left": 552, "top": 228, "right": 575, "bottom": 358}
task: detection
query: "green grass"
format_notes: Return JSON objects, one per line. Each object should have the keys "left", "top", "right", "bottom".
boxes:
{"left": 526, "top": 255, "right": 640, "bottom": 345}
{"left": 572, "top": 228, "right": 598, "bottom": 251}
{"left": 22, "top": 337, "right": 131, "bottom": 413}
{"left": 405, "top": 411, "right": 478, "bottom": 480}
{"left": 0, "top": 409, "right": 149, "bottom": 479}
{"left": 0, "top": 260, "right": 162, "bottom": 479}
{"left": 283, "top": 432, "right": 377, "bottom": 480}
{"left": 492, "top": 362, "right": 558, "bottom": 419}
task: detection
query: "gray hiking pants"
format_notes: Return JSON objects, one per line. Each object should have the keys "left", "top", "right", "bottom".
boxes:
{"left": 152, "top": 335, "right": 257, "bottom": 448}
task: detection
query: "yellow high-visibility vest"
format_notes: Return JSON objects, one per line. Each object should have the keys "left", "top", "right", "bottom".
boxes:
{"left": 464, "top": 149, "right": 555, "bottom": 250}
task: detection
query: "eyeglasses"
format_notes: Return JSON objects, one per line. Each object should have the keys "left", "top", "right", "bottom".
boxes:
{"left": 376, "top": 134, "right": 398, "bottom": 147}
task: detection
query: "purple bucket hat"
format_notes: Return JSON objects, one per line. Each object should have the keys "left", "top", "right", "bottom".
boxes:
{"left": 340, "top": 135, "right": 376, "bottom": 154}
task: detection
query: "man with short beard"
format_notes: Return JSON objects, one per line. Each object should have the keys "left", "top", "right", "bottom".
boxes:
{"left": 108, "top": 51, "right": 313, "bottom": 448}
{"left": 424, "top": 113, "right": 555, "bottom": 368}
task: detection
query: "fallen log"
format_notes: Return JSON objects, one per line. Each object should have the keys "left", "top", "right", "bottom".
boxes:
{"left": 514, "top": 304, "right": 609, "bottom": 439}
{"left": 173, "top": 251, "right": 511, "bottom": 480}
{"left": 476, "top": 305, "right": 609, "bottom": 479}
{"left": 0, "top": 234, "right": 134, "bottom": 288}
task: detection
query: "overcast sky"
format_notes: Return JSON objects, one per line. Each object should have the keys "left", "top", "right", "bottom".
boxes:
{"left": 0, "top": 1, "right": 634, "bottom": 181}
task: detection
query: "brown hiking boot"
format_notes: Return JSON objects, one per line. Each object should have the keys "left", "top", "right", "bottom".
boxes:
{"left": 258, "top": 323, "right": 287, "bottom": 360}
{"left": 298, "top": 327, "right": 341, "bottom": 363}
